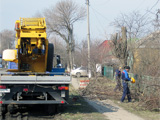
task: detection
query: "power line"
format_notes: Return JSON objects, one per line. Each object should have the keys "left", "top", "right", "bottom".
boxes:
{"left": 90, "top": 7, "right": 106, "bottom": 34}
{"left": 90, "top": 6, "right": 111, "bottom": 22}
{"left": 149, "top": 0, "right": 160, "bottom": 11}
{"left": 92, "top": 0, "right": 111, "bottom": 6}
{"left": 134, "top": 0, "right": 148, "bottom": 11}
{"left": 140, "top": 0, "right": 160, "bottom": 20}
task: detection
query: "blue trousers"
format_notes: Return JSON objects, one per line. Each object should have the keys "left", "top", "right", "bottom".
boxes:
{"left": 121, "top": 82, "right": 131, "bottom": 102}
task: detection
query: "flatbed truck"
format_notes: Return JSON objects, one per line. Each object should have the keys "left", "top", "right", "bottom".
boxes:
{"left": 0, "top": 18, "right": 71, "bottom": 118}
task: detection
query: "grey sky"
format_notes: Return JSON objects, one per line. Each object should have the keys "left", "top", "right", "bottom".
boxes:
{"left": 0, "top": 0, "right": 159, "bottom": 41}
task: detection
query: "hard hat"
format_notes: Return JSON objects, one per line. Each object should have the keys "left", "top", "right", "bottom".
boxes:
{"left": 131, "top": 77, "right": 135, "bottom": 83}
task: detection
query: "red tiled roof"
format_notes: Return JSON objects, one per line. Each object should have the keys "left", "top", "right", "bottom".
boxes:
{"left": 99, "top": 40, "right": 111, "bottom": 48}
{"left": 99, "top": 40, "right": 112, "bottom": 53}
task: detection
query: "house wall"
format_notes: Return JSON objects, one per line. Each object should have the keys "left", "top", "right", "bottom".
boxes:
{"left": 133, "top": 48, "right": 160, "bottom": 76}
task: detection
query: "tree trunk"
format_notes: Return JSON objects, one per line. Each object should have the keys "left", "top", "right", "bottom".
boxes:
{"left": 66, "top": 43, "right": 71, "bottom": 71}
{"left": 121, "top": 27, "right": 128, "bottom": 66}
{"left": 69, "top": 48, "right": 73, "bottom": 70}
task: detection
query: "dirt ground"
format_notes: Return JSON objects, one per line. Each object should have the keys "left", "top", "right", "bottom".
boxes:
{"left": 71, "top": 77, "right": 151, "bottom": 120}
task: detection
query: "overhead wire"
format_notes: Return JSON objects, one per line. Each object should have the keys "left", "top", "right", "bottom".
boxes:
{"left": 92, "top": 0, "right": 111, "bottom": 6}
{"left": 134, "top": 0, "right": 148, "bottom": 11}
{"left": 90, "top": 6, "right": 107, "bottom": 34}
{"left": 86, "top": 0, "right": 112, "bottom": 38}
{"left": 90, "top": 6, "right": 111, "bottom": 22}
{"left": 139, "top": 0, "right": 160, "bottom": 20}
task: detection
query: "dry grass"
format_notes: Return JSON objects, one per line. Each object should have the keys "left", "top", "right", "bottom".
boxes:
{"left": 54, "top": 85, "right": 108, "bottom": 120}
{"left": 81, "top": 77, "right": 160, "bottom": 120}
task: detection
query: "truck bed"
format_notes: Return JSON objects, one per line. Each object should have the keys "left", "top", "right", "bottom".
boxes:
{"left": 0, "top": 72, "right": 71, "bottom": 84}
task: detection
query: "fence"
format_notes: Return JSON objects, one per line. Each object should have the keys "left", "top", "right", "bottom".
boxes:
{"left": 129, "top": 73, "right": 160, "bottom": 96}
{"left": 103, "top": 66, "right": 114, "bottom": 80}
{"left": 103, "top": 66, "right": 160, "bottom": 96}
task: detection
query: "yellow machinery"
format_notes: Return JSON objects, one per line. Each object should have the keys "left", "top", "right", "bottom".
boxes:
{"left": 0, "top": 18, "right": 70, "bottom": 117}
{"left": 3, "top": 18, "right": 53, "bottom": 72}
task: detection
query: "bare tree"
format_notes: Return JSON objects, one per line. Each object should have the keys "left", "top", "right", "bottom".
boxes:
{"left": 110, "top": 11, "right": 152, "bottom": 67}
{"left": 111, "top": 27, "right": 128, "bottom": 66}
{"left": 48, "top": 35, "right": 68, "bottom": 68}
{"left": 111, "top": 11, "right": 151, "bottom": 40}
{"left": 44, "top": 0, "right": 86, "bottom": 71}
{"left": 152, "top": 9, "right": 160, "bottom": 30}
{"left": 75, "top": 38, "right": 105, "bottom": 77}
{"left": 0, "top": 30, "right": 15, "bottom": 54}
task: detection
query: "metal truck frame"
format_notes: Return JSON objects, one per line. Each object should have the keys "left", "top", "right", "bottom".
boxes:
{"left": 0, "top": 18, "right": 71, "bottom": 118}
{"left": 0, "top": 72, "right": 71, "bottom": 117}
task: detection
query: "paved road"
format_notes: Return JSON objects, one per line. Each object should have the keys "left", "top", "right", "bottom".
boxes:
{"left": 0, "top": 68, "right": 7, "bottom": 73}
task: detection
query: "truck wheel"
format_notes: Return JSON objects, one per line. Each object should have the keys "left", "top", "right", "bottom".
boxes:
{"left": 47, "top": 43, "right": 54, "bottom": 72}
{"left": 0, "top": 104, "right": 7, "bottom": 119}
{"left": 0, "top": 104, "right": 2, "bottom": 119}
{"left": 46, "top": 104, "right": 57, "bottom": 115}
{"left": 76, "top": 72, "right": 81, "bottom": 78}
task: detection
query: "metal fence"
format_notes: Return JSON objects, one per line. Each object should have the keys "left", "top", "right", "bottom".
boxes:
{"left": 103, "top": 66, "right": 160, "bottom": 95}
{"left": 128, "top": 73, "right": 160, "bottom": 95}
{"left": 103, "top": 66, "right": 114, "bottom": 80}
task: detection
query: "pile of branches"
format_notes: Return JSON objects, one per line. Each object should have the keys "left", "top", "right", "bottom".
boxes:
{"left": 131, "top": 77, "right": 160, "bottom": 111}
{"left": 81, "top": 76, "right": 160, "bottom": 111}
{"left": 137, "top": 85, "right": 160, "bottom": 111}
{"left": 80, "top": 77, "right": 121, "bottom": 100}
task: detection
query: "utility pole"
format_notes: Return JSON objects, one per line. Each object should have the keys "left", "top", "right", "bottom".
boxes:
{"left": 86, "top": 0, "right": 91, "bottom": 78}
{"left": 69, "top": 24, "right": 73, "bottom": 70}
{"left": 0, "top": 33, "right": 2, "bottom": 54}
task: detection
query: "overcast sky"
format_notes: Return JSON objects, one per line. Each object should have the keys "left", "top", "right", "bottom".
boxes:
{"left": 0, "top": 0, "right": 159, "bottom": 41}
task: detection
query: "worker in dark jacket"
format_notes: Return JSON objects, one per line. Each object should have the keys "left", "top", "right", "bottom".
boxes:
{"left": 114, "top": 67, "right": 122, "bottom": 91}
{"left": 121, "top": 66, "right": 132, "bottom": 102}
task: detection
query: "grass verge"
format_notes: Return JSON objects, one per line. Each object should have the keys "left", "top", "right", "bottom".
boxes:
{"left": 82, "top": 77, "right": 160, "bottom": 120}
{"left": 54, "top": 85, "right": 108, "bottom": 120}
{"left": 113, "top": 100, "right": 160, "bottom": 120}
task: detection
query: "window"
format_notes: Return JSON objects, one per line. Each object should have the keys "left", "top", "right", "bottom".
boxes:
{"left": 80, "top": 67, "right": 87, "bottom": 70}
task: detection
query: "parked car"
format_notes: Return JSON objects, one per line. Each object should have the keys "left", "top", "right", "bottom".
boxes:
{"left": 71, "top": 66, "right": 88, "bottom": 77}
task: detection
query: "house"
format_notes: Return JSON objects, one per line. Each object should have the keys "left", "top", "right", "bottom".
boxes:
{"left": 132, "top": 31, "right": 160, "bottom": 76}
{"left": 98, "top": 40, "right": 120, "bottom": 66}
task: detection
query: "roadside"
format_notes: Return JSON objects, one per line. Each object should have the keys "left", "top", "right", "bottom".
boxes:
{"left": 72, "top": 77, "right": 160, "bottom": 120}
{"left": 0, "top": 68, "right": 107, "bottom": 120}
{"left": 84, "top": 99, "right": 144, "bottom": 120}
{"left": 54, "top": 85, "right": 108, "bottom": 120}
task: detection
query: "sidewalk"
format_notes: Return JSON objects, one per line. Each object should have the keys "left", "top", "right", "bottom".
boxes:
{"left": 71, "top": 77, "right": 144, "bottom": 120}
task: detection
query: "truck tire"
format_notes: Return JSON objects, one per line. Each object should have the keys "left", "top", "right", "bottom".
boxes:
{"left": 45, "top": 104, "right": 57, "bottom": 115}
{"left": 0, "top": 104, "right": 7, "bottom": 119}
{"left": 47, "top": 43, "right": 54, "bottom": 72}
{"left": 0, "top": 104, "right": 2, "bottom": 119}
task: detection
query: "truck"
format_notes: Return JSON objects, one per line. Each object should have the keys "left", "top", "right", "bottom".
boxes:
{"left": 0, "top": 18, "right": 70, "bottom": 118}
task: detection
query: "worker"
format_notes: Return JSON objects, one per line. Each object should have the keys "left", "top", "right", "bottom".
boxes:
{"left": 114, "top": 67, "right": 122, "bottom": 91}
{"left": 121, "top": 66, "right": 132, "bottom": 102}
